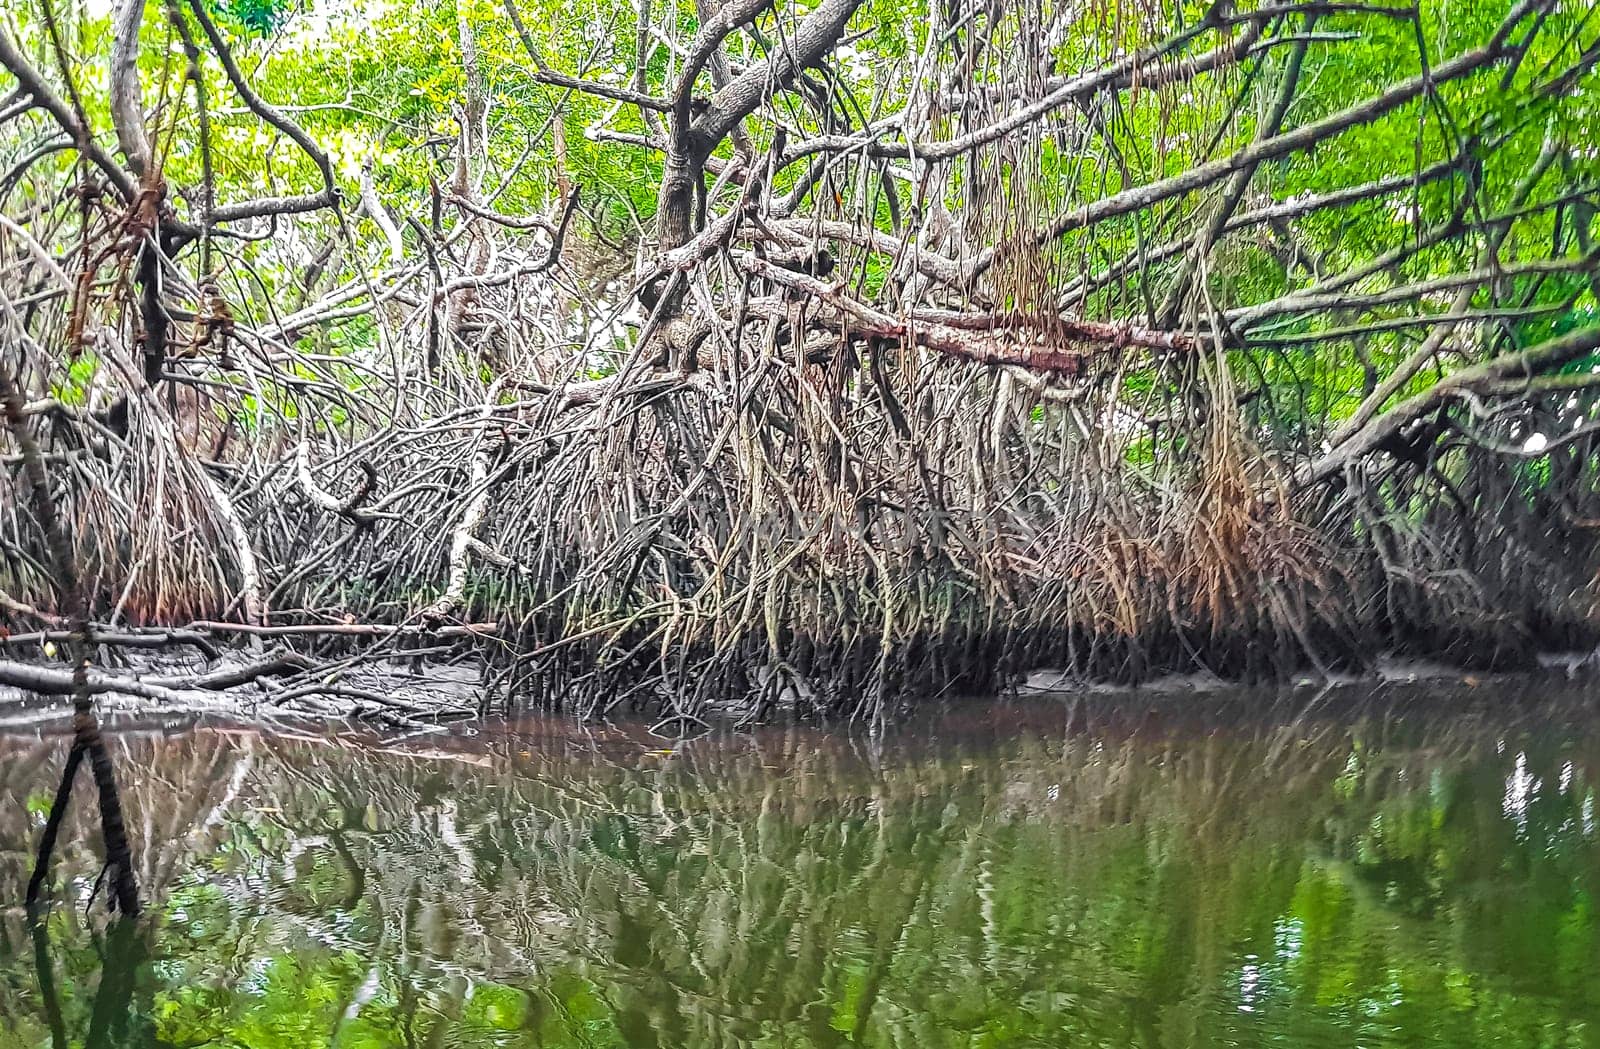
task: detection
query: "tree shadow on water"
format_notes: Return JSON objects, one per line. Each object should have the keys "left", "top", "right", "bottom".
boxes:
{"left": 29, "top": 914, "right": 157, "bottom": 1049}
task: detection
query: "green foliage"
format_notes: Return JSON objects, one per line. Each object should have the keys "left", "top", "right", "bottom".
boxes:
{"left": 210, "top": 0, "right": 303, "bottom": 36}
{"left": 48, "top": 355, "right": 98, "bottom": 406}
{"left": 11, "top": 0, "right": 1591, "bottom": 453}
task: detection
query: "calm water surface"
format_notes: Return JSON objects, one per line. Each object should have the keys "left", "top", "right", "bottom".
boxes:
{"left": 1, "top": 683, "right": 1598, "bottom": 1047}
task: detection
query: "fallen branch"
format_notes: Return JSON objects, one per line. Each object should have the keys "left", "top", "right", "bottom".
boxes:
{"left": 2, "top": 627, "right": 222, "bottom": 658}
{"left": 0, "top": 652, "right": 310, "bottom": 699}
{"left": 184, "top": 620, "right": 500, "bottom": 638}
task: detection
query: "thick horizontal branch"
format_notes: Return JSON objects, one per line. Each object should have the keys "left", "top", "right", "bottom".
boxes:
{"left": 208, "top": 190, "right": 338, "bottom": 224}
{"left": 737, "top": 255, "right": 1195, "bottom": 372}
{"left": 0, "top": 651, "right": 308, "bottom": 701}
{"left": 535, "top": 68, "right": 671, "bottom": 110}
{"left": 909, "top": 307, "right": 1198, "bottom": 352}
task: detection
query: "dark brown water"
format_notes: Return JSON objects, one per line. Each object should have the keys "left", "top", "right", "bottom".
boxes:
{"left": 1, "top": 682, "right": 1598, "bottom": 1047}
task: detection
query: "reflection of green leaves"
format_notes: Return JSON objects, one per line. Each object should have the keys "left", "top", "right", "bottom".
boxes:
{"left": 464, "top": 983, "right": 527, "bottom": 1030}
{"left": 4, "top": 710, "right": 1600, "bottom": 1048}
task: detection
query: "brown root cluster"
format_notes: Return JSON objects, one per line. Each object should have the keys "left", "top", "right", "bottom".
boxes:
{"left": 3, "top": 0, "right": 1600, "bottom": 726}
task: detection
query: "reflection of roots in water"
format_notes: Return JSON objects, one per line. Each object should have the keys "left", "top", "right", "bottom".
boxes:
{"left": 2, "top": 691, "right": 1593, "bottom": 977}
{"left": 3, "top": 715, "right": 1597, "bottom": 1049}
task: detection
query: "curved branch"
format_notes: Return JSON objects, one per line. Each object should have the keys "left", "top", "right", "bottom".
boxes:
{"left": 0, "top": 23, "right": 135, "bottom": 200}
{"left": 109, "top": 0, "right": 152, "bottom": 177}
{"left": 186, "top": 0, "right": 338, "bottom": 205}
{"left": 1296, "top": 322, "right": 1600, "bottom": 489}
{"left": 296, "top": 439, "right": 381, "bottom": 524}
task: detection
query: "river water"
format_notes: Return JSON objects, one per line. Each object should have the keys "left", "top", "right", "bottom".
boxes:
{"left": 0, "top": 682, "right": 1597, "bottom": 1047}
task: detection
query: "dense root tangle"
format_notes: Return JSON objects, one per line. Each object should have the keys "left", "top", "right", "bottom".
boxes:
{"left": 2, "top": 0, "right": 1599, "bottom": 722}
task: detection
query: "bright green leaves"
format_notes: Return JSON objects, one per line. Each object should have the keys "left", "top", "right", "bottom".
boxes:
{"left": 208, "top": 0, "right": 303, "bottom": 37}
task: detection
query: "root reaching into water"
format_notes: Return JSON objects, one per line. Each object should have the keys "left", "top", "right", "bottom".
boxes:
{"left": 2, "top": 0, "right": 1599, "bottom": 722}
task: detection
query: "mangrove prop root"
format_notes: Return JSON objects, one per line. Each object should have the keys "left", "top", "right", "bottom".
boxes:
{"left": 1, "top": 0, "right": 1599, "bottom": 720}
